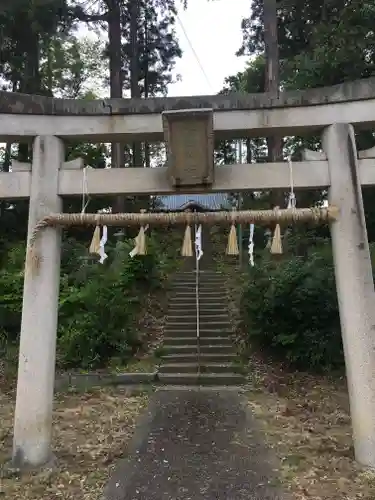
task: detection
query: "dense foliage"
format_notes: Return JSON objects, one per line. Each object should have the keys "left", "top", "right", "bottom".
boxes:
{"left": 0, "top": 231, "right": 180, "bottom": 369}
{"left": 240, "top": 243, "right": 342, "bottom": 370}
{"left": 239, "top": 226, "right": 375, "bottom": 370}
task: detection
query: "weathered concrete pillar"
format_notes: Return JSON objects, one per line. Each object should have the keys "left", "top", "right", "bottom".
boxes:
{"left": 323, "top": 123, "right": 375, "bottom": 468}
{"left": 13, "top": 136, "right": 63, "bottom": 467}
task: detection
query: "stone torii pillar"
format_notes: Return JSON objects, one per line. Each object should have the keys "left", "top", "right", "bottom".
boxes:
{"left": 323, "top": 123, "right": 375, "bottom": 469}
{"left": 12, "top": 136, "right": 63, "bottom": 467}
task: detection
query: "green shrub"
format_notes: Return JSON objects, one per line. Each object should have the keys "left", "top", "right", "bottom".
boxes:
{"left": 0, "top": 268, "right": 24, "bottom": 342}
{"left": 0, "top": 232, "right": 180, "bottom": 370}
{"left": 241, "top": 242, "right": 344, "bottom": 370}
{"left": 57, "top": 238, "right": 164, "bottom": 369}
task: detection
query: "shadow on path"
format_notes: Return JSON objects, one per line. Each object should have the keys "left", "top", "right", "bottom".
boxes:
{"left": 104, "top": 389, "right": 287, "bottom": 500}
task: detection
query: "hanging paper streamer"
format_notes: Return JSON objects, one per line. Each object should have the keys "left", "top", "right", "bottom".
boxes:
{"left": 131, "top": 209, "right": 148, "bottom": 256}
{"left": 89, "top": 224, "right": 108, "bottom": 263}
{"left": 89, "top": 224, "right": 101, "bottom": 255}
{"left": 288, "top": 192, "right": 296, "bottom": 209}
{"left": 181, "top": 224, "right": 193, "bottom": 256}
{"left": 287, "top": 157, "right": 296, "bottom": 209}
{"left": 129, "top": 224, "right": 149, "bottom": 258}
{"left": 136, "top": 226, "right": 147, "bottom": 255}
{"left": 270, "top": 158, "right": 296, "bottom": 256}
{"left": 226, "top": 209, "right": 239, "bottom": 256}
{"left": 195, "top": 224, "right": 203, "bottom": 261}
{"left": 181, "top": 211, "right": 194, "bottom": 257}
{"left": 248, "top": 223, "right": 255, "bottom": 266}
{"left": 99, "top": 225, "right": 108, "bottom": 264}
{"left": 270, "top": 207, "right": 283, "bottom": 255}
{"left": 270, "top": 157, "right": 295, "bottom": 256}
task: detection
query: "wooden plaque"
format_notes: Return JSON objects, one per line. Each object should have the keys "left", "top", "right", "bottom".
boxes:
{"left": 162, "top": 108, "right": 214, "bottom": 188}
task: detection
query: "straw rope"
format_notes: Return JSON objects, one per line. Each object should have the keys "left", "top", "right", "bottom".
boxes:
{"left": 26, "top": 206, "right": 339, "bottom": 255}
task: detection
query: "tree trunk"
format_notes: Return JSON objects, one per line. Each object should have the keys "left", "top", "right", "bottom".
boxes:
{"left": 18, "top": 24, "right": 41, "bottom": 162}
{"left": 3, "top": 142, "right": 12, "bottom": 173}
{"left": 263, "top": 0, "right": 284, "bottom": 208}
{"left": 130, "top": 0, "right": 148, "bottom": 210}
{"left": 144, "top": 5, "right": 151, "bottom": 170}
{"left": 130, "top": 0, "right": 142, "bottom": 169}
{"left": 246, "top": 138, "right": 252, "bottom": 164}
{"left": 107, "top": 0, "right": 125, "bottom": 213}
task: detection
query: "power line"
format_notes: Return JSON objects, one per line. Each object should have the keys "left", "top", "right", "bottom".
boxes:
{"left": 176, "top": 13, "right": 214, "bottom": 93}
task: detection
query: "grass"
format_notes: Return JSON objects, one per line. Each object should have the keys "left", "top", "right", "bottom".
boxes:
{"left": 0, "top": 386, "right": 149, "bottom": 499}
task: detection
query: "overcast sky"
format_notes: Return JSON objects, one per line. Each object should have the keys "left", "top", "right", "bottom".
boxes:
{"left": 169, "top": 0, "right": 250, "bottom": 96}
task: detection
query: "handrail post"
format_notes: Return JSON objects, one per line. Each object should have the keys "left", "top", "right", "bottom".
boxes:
{"left": 195, "top": 222, "right": 200, "bottom": 376}
{"left": 194, "top": 214, "right": 200, "bottom": 376}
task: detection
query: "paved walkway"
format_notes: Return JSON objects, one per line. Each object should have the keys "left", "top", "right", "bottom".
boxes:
{"left": 104, "top": 389, "right": 286, "bottom": 500}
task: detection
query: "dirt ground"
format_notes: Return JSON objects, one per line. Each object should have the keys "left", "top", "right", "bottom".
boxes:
{"left": 245, "top": 356, "right": 375, "bottom": 500}
{"left": 2, "top": 370, "right": 375, "bottom": 500}
{"left": 0, "top": 386, "right": 150, "bottom": 499}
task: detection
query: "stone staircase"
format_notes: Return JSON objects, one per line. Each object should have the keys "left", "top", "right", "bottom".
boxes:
{"left": 157, "top": 270, "right": 245, "bottom": 385}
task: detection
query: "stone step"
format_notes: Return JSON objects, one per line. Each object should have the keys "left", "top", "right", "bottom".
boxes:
{"left": 167, "top": 314, "right": 229, "bottom": 323}
{"left": 175, "top": 269, "right": 224, "bottom": 277}
{"left": 172, "top": 288, "right": 226, "bottom": 295}
{"left": 173, "top": 287, "right": 226, "bottom": 293}
{"left": 165, "top": 329, "right": 231, "bottom": 338}
{"left": 172, "top": 283, "right": 225, "bottom": 288}
{"left": 166, "top": 321, "right": 231, "bottom": 331}
{"left": 162, "top": 353, "right": 238, "bottom": 363}
{"left": 166, "top": 312, "right": 230, "bottom": 326}
{"left": 164, "top": 337, "right": 198, "bottom": 346}
{"left": 164, "top": 344, "right": 234, "bottom": 354}
{"left": 168, "top": 304, "right": 228, "bottom": 312}
{"left": 173, "top": 275, "right": 225, "bottom": 280}
{"left": 163, "top": 336, "right": 232, "bottom": 346}
{"left": 171, "top": 297, "right": 228, "bottom": 304}
{"left": 173, "top": 284, "right": 226, "bottom": 290}
{"left": 158, "top": 362, "right": 242, "bottom": 374}
{"left": 169, "top": 296, "right": 228, "bottom": 303}
{"left": 167, "top": 310, "right": 229, "bottom": 318}
{"left": 158, "top": 363, "right": 199, "bottom": 374}
{"left": 200, "top": 337, "right": 232, "bottom": 346}
{"left": 172, "top": 282, "right": 226, "bottom": 289}
{"left": 174, "top": 272, "right": 223, "bottom": 276}
{"left": 168, "top": 302, "right": 228, "bottom": 310}
{"left": 167, "top": 308, "right": 228, "bottom": 314}
{"left": 199, "top": 363, "right": 244, "bottom": 374}
{"left": 164, "top": 345, "right": 198, "bottom": 354}
{"left": 199, "top": 344, "right": 234, "bottom": 354}
{"left": 157, "top": 373, "right": 244, "bottom": 386}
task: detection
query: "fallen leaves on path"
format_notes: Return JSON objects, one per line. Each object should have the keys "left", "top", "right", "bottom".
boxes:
{"left": 246, "top": 358, "right": 375, "bottom": 500}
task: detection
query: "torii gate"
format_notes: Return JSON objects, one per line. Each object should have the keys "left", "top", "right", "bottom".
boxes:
{"left": 1, "top": 78, "right": 375, "bottom": 470}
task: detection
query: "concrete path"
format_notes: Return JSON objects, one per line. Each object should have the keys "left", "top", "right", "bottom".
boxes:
{"left": 104, "top": 389, "right": 286, "bottom": 500}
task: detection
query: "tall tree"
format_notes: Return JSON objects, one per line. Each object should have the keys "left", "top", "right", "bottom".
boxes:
{"left": 0, "top": 0, "right": 72, "bottom": 160}
{"left": 72, "top": 0, "right": 181, "bottom": 212}
{"left": 122, "top": 0, "right": 181, "bottom": 175}
{"left": 129, "top": 0, "right": 142, "bottom": 179}
{"left": 107, "top": 0, "right": 124, "bottom": 212}
{"left": 235, "top": 0, "right": 375, "bottom": 243}
{"left": 263, "top": 0, "right": 283, "bottom": 166}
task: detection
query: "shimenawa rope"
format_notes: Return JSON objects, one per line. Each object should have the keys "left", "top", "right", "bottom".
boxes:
{"left": 24, "top": 206, "right": 339, "bottom": 273}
